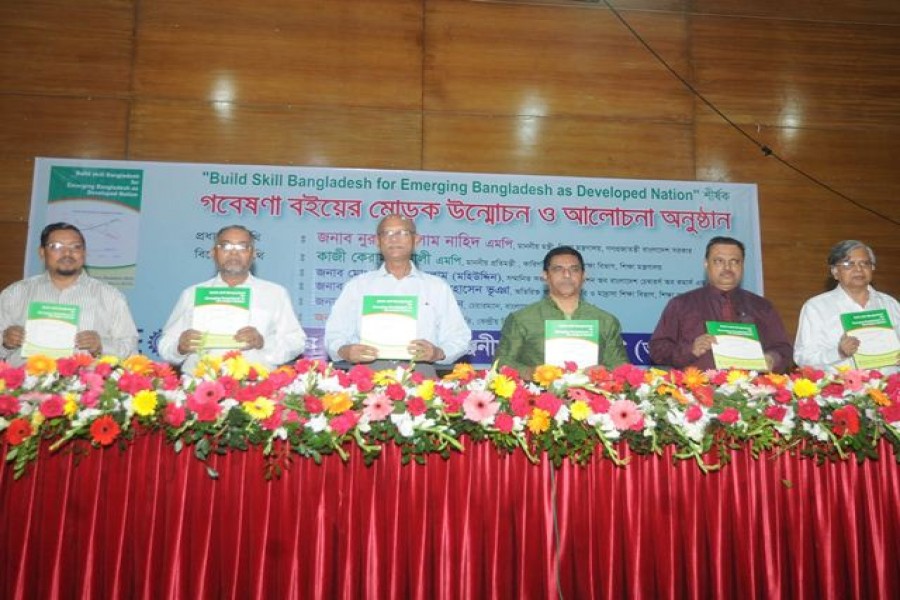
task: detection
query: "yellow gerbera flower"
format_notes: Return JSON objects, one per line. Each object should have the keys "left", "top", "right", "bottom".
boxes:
{"left": 792, "top": 378, "right": 818, "bottom": 398}
{"left": 570, "top": 400, "right": 591, "bottom": 421}
{"left": 243, "top": 397, "right": 276, "bottom": 420}
{"left": 223, "top": 355, "right": 251, "bottom": 380}
{"left": 322, "top": 391, "right": 353, "bottom": 415}
{"left": 98, "top": 355, "right": 120, "bottom": 367}
{"left": 533, "top": 365, "right": 563, "bottom": 387}
{"left": 528, "top": 408, "right": 551, "bottom": 433}
{"left": 133, "top": 390, "right": 159, "bottom": 417}
{"left": 64, "top": 393, "right": 79, "bottom": 418}
{"left": 726, "top": 369, "right": 749, "bottom": 385}
{"left": 25, "top": 355, "right": 57, "bottom": 377}
{"left": 373, "top": 370, "right": 398, "bottom": 386}
{"left": 416, "top": 379, "right": 435, "bottom": 402}
{"left": 490, "top": 374, "right": 516, "bottom": 399}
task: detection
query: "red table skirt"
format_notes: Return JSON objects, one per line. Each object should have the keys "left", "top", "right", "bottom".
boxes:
{"left": 1, "top": 436, "right": 898, "bottom": 599}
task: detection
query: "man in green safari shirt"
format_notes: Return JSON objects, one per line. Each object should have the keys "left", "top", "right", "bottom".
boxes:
{"left": 495, "top": 246, "right": 629, "bottom": 378}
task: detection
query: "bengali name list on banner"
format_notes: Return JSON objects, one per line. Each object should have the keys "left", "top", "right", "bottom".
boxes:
{"left": 27, "top": 159, "right": 761, "bottom": 366}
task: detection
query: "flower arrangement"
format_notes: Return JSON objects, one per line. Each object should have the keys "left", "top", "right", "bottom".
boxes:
{"left": 2, "top": 353, "right": 899, "bottom": 479}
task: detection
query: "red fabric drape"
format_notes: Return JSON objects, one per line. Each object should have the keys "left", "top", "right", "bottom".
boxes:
{"left": 1, "top": 437, "right": 898, "bottom": 599}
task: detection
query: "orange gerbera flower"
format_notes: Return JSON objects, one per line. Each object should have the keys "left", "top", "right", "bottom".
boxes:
{"left": 89, "top": 415, "right": 121, "bottom": 446}
{"left": 443, "top": 363, "right": 476, "bottom": 382}
{"left": 322, "top": 391, "right": 353, "bottom": 415}
{"left": 869, "top": 388, "right": 890, "bottom": 407}
{"left": 122, "top": 354, "right": 154, "bottom": 375}
{"left": 25, "top": 355, "right": 57, "bottom": 377}
{"left": 532, "top": 365, "right": 564, "bottom": 387}
{"left": 681, "top": 367, "right": 708, "bottom": 390}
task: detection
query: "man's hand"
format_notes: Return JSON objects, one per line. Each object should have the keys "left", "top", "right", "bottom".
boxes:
{"left": 838, "top": 334, "right": 860, "bottom": 359}
{"left": 177, "top": 329, "right": 203, "bottom": 355}
{"left": 75, "top": 330, "right": 103, "bottom": 356}
{"left": 339, "top": 344, "right": 379, "bottom": 363}
{"left": 407, "top": 339, "right": 445, "bottom": 362}
{"left": 234, "top": 326, "right": 264, "bottom": 351}
{"left": 691, "top": 334, "right": 716, "bottom": 358}
{"left": 2, "top": 325, "right": 24, "bottom": 350}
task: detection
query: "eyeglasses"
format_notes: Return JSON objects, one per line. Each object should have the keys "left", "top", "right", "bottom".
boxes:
{"left": 710, "top": 258, "right": 743, "bottom": 268}
{"left": 216, "top": 241, "right": 252, "bottom": 252}
{"left": 836, "top": 260, "right": 874, "bottom": 270}
{"left": 378, "top": 229, "right": 414, "bottom": 239}
{"left": 45, "top": 242, "right": 84, "bottom": 253}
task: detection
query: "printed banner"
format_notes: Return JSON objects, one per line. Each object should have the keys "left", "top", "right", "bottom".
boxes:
{"left": 27, "top": 159, "right": 762, "bottom": 366}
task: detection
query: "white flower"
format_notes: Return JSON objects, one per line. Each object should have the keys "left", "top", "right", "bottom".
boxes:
{"left": 306, "top": 414, "right": 328, "bottom": 432}
{"left": 802, "top": 421, "right": 829, "bottom": 442}
{"left": 317, "top": 375, "right": 345, "bottom": 393}
{"left": 554, "top": 405, "right": 570, "bottom": 425}
{"left": 391, "top": 413, "right": 415, "bottom": 437}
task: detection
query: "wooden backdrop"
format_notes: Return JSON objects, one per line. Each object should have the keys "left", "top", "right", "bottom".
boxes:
{"left": 1, "top": 0, "right": 898, "bottom": 339}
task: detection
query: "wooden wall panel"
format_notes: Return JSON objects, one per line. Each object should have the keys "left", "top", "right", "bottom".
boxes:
{"left": 423, "top": 114, "right": 694, "bottom": 179}
{"left": 691, "top": 17, "right": 900, "bottom": 129}
{"left": 0, "top": 96, "right": 130, "bottom": 219}
{"left": 0, "top": 0, "right": 134, "bottom": 95}
{"left": 690, "top": 0, "right": 900, "bottom": 24}
{"left": 134, "top": 0, "right": 423, "bottom": 109}
{"left": 129, "top": 101, "right": 423, "bottom": 169}
{"left": 425, "top": 1, "right": 692, "bottom": 121}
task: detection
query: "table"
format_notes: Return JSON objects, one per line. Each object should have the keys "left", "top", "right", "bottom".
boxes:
{"left": 1, "top": 436, "right": 898, "bottom": 599}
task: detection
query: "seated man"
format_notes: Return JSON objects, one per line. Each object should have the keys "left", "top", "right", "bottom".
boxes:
{"left": 324, "top": 214, "right": 471, "bottom": 377}
{"left": 0, "top": 222, "right": 138, "bottom": 365}
{"left": 495, "top": 245, "right": 629, "bottom": 379}
{"left": 794, "top": 240, "right": 900, "bottom": 372}
{"left": 158, "top": 224, "right": 306, "bottom": 372}
{"left": 649, "top": 236, "right": 792, "bottom": 372}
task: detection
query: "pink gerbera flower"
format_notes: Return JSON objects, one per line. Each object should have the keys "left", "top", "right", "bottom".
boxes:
{"left": 462, "top": 390, "right": 500, "bottom": 423}
{"left": 363, "top": 392, "right": 394, "bottom": 421}
{"left": 608, "top": 399, "right": 641, "bottom": 430}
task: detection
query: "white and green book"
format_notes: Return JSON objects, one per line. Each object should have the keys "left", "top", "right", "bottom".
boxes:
{"left": 544, "top": 320, "right": 600, "bottom": 369}
{"left": 192, "top": 287, "right": 251, "bottom": 349}
{"left": 360, "top": 295, "right": 418, "bottom": 360}
{"left": 22, "top": 301, "right": 80, "bottom": 358}
{"left": 840, "top": 309, "right": 900, "bottom": 369}
{"left": 706, "top": 321, "right": 768, "bottom": 371}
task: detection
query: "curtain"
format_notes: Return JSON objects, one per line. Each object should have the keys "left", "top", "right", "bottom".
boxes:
{"left": 1, "top": 437, "right": 898, "bottom": 599}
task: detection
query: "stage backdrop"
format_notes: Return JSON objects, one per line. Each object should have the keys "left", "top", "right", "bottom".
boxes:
{"left": 25, "top": 158, "right": 761, "bottom": 366}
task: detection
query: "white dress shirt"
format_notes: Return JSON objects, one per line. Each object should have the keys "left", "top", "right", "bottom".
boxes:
{"left": 324, "top": 264, "right": 471, "bottom": 364}
{"left": 0, "top": 272, "right": 138, "bottom": 365}
{"left": 794, "top": 285, "right": 900, "bottom": 373}
{"left": 158, "top": 274, "right": 306, "bottom": 372}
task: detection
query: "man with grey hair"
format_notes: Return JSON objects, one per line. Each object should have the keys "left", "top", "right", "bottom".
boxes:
{"left": 794, "top": 240, "right": 900, "bottom": 372}
{"left": 158, "top": 224, "right": 306, "bottom": 372}
{"left": 324, "top": 213, "right": 471, "bottom": 377}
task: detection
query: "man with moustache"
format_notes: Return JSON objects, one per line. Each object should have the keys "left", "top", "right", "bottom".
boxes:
{"left": 325, "top": 214, "right": 471, "bottom": 377}
{"left": 0, "top": 222, "right": 138, "bottom": 365}
{"left": 649, "top": 236, "right": 793, "bottom": 372}
{"left": 495, "top": 245, "right": 629, "bottom": 379}
{"left": 159, "top": 224, "right": 306, "bottom": 372}
{"left": 794, "top": 240, "right": 900, "bottom": 372}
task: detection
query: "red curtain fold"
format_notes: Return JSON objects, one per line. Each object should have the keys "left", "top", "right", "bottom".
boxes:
{"left": 1, "top": 437, "right": 898, "bottom": 599}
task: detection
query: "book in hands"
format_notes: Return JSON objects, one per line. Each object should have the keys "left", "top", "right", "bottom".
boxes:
{"left": 359, "top": 295, "right": 418, "bottom": 360}
{"left": 544, "top": 320, "right": 600, "bottom": 369}
{"left": 22, "top": 301, "right": 80, "bottom": 358}
{"left": 840, "top": 309, "right": 900, "bottom": 369}
{"left": 706, "top": 321, "right": 768, "bottom": 371}
{"left": 192, "top": 287, "right": 251, "bottom": 349}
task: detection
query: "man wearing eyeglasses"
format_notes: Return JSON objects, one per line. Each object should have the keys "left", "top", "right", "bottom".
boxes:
{"left": 794, "top": 240, "right": 900, "bottom": 372}
{"left": 649, "top": 236, "right": 793, "bottom": 372}
{"left": 0, "top": 222, "right": 138, "bottom": 365}
{"left": 495, "top": 245, "right": 629, "bottom": 379}
{"left": 324, "top": 214, "right": 471, "bottom": 377}
{"left": 158, "top": 224, "right": 306, "bottom": 372}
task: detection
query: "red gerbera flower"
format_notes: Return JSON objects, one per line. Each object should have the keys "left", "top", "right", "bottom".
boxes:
{"left": 90, "top": 415, "right": 121, "bottom": 446}
{"left": 5, "top": 418, "right": 33, "bottom": 446}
